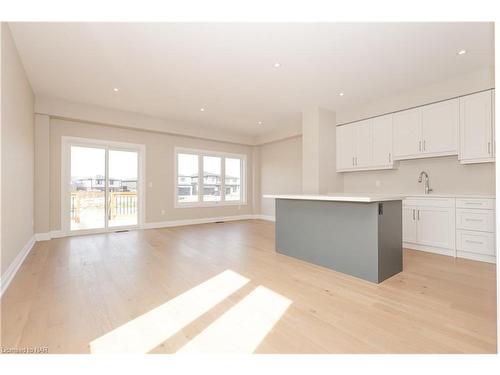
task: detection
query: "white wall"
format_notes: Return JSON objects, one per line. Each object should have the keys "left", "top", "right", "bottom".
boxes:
{"left": 260, "top": 136, "right": 302, "bottom": 217}
{"left": 302, "top": 107, "right": 343, "bottom": 194}
{"left": 343, "top": 156, "right": 495, "bottom": 195}
{"left": 339, "top": 68, "right": 495, "bottom": 196}
{"left": 43, "top": 118, "right": 255, "bottom": 232}
{"left": 1, "top": 23, "right": 35, "bottom": 277}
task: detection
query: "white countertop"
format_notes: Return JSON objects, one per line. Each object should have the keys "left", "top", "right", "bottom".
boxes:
{"left": 262, "top": 193, "right": 404, "bottom": 203}
{"left": 263, "top": 193, "right": 495, "bottom": 202}
{"left": 405, "top": 194, "right": 495, "bottom": 199}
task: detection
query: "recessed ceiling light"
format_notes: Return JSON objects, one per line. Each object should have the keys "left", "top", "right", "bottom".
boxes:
{"left": 113, "top": 88, "right": 119, "bottom": 92}
{"left": 200, "top": 108, "right": 205, "bottom": 112}
{"left": 258, "top": 121, "right": 263, "bottom": 125}
{"left": 274, "top": 62, "right": 281, "bottom": 68}
{"left": 339, "top": 92, "right": 345, "bottom": 97}
{"left": 458, "top": 49, "right": 467, "bottom": 55}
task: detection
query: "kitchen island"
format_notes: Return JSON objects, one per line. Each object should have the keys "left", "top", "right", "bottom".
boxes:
{"left": 263, "top": 194, "right": 404, "bottom": 283}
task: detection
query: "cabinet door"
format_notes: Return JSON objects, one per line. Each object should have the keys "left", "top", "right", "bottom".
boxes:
{"left": 372, "top": 114, "right": 393, "bottom": 167}
{"left": 403, "top": 206, "right": 417, "bottom": 243}
{"left": 353, "top": 120, "right": 372, "bottom": 168}
{"left": 393, "top": 108, "right": 421, "bottom": 159}
{"left": 336, "top": 124, "right": 356, "bottom": 170}
{"left": 421, "top": 98, "right": 458, "bottom": 155}
{"left": 459, "top": 90, "right": 494, "bottom": 163}
{"left": 416, "top": 207, "right": 455, "bottom": 249}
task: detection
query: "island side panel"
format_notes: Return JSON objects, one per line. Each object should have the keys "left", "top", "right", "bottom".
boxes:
{"left": 376, "top": 200, "right": 403, "bottom": 282}
{"left": 275, "top": 198, "right": 379, "bottom": 283}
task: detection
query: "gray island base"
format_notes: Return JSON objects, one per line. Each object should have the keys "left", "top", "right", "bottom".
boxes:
{"left": 267, "top": 195, "right": 403, "bottom": 284}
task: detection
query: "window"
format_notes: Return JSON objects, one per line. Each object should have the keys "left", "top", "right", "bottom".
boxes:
{"left": 175, "top": 149, "right": 245, "bottom": 206}
{"left": 225, "top": 158, "right": 241, "bottom": 201}
{"left": 203, "top": 156, "right": 222, "bottom": 202}
{"left": 177, "top": 153, "right": 199, "bottom": 203}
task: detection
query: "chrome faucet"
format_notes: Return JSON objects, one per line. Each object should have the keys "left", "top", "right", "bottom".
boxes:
{"left": 418, "top": 171, "right": 433, "bottom": 194}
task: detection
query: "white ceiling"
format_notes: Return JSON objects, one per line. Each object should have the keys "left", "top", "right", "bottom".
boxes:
{"left": 9, "top": 22, "right": 494, "bottom": 137}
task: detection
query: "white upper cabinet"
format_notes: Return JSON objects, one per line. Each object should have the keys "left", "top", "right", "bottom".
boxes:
{"left": 393, "top": 98, "right": 458, "bottom": 160}
{"left": 336, "top": 124, "right": 356, "bottom": 170}
{"left": 353, "top": 120, "right": 371, "bottom": 168}
{"left": 336, "top": 114, "right": 394, "bottom": 172}
{"left": 372, "top": 115, "right": 394, "bottom": 168}
{"left": 336, "top": 89, "right": 494, "bottom": 172}
{"left": 421, "top": 98, "right": 458, "bottom": 155}
{"left": 393, "top": 108, "right": 421, "bottom": 159}
{"left": 459, "top": 90, "right": 494, "bottom": 164}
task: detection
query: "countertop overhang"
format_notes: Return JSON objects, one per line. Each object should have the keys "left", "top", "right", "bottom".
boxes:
{"left": 262, "top": 194, "right": 404, "bottom": 203}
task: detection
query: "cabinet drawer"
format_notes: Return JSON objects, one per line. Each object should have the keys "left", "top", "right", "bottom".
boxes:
{"left": 456, "top": 209, "right": 494, "bottom": 232}
{"left": 456, "top": 198, "right": 494, "bottom": 210}
{"left": 457, "top": 230, "right": 495, "bottom": 255}
{"left": 404, "top": 197, "right": 454, "bottom": 208}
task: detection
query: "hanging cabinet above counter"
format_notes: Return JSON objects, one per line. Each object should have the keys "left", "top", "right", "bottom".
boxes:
{"left": 336, "top": 89, "right": 495, "bottom": 172}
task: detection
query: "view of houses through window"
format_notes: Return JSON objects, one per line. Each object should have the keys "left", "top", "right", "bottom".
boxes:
{"left": 70, "top": 146, "right": 139, "bottom": 230}
{"left": 177, "top": 150, "right": 243, "bottom": 205}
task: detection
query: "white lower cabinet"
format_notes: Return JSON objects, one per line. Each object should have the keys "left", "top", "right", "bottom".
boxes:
{"left": 402, "top": 207, "right": 417, "bottom": 243}
{"left": 403, "top": 196, "right": 496, "bottom": 263}
{"left": 403, "top": 198, "right": 455, "bottom": 256}
{"left": 457, "top": 230, "right": 495, "bottom": 257}
{"left": 416, "top": 206, "right": 455, "bottom": 250}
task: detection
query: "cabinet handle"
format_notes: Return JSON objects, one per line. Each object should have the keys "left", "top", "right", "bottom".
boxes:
{"left": 352, "top": 156, "right": 355, "bottom": 166}
{"left": 355, "top": 156, "right": 358, "bottom": 166}
{"left": 423, "top": 140, "right": 426, "bottom": 151}
{"left": 417, "top": 209, "right": 420, "bottom": 221}
{"left": 419, "top": 141, "right": 422, "bottom": 151}
{"left": 389, "top": 153, "right": 391, "bottom": 163}
{"left": 412, "top": 209, "right": 415, "bottom": 220}
{"left": 488, "top": 142, "right": 491, "bottom": 154}
{"left": 465, "top": 239, "right": 484, "bottom": 245}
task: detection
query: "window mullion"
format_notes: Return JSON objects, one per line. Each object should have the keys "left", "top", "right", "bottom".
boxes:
{"left": 221, "top": 157, "right": 226, "bottom": 202}
{"left": 198, "top": 154, "right": 203, "bottom": 204}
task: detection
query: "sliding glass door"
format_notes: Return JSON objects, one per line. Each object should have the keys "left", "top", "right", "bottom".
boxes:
{"left": 70, "top": 146, "right": 106, "bottom": 231}
{"left": 66, "top": 138, "right": 143, "bottom": 234}
{"left": 108, "top": 149, "right": 138, "bottom": 228}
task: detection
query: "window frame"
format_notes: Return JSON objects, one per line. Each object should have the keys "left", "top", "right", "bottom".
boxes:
{"left": 174, "top": 147, "right": 247, "bottom": 208}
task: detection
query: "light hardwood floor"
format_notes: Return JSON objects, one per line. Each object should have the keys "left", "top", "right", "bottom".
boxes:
{"left": 1, "top": 220, "right": 497, "bottom": 353}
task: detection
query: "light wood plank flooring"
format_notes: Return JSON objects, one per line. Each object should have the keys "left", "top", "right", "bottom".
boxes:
{"left": 1, "top": 220, "right": 497, "bottom": 353}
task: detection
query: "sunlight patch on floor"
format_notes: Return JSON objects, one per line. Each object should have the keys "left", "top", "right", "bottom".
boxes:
{"left": 90, "top": 270, "right": 249, "bottom": 353}
{"left": 177, "top": 285, "right": 292, "bottom": 354}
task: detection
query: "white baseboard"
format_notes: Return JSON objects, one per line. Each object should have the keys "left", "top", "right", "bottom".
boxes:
{"left": 34, "top": 215, "right": 272, "bottom": 240}
{"left": 403, "top": 242, "right": 454, "bottom": 257}
{"left": 456, "top": 250, "right": 496, "bottom": 264}
{"left": 254, "top": 215, "right": 276, "bottom": 222}
{"left": 34, "top": 232, "right": 51, "bottom": 241}
{"left": 1, "top": 235, "right": 36, "bottom": 297}
{"left": 404, "top": 242, "right": 496, "bottom": 263}
{"left": 143, "top": 214, "right": 256, "bottom": 230}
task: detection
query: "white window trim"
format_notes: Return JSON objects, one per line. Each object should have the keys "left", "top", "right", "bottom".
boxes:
{"left": 174, "top": 147, "right": 247, "bottom": 208}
